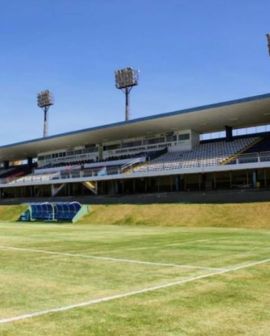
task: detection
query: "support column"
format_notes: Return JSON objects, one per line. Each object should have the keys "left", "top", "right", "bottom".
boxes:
{"left": 98, "top": 144, "right": 103, "bottom": 161}
{"left": 252, "top": 171, "right": 257, "bottom": 188}
{"left": 145, "top": 178, "right": 148, "bottom": 193}
{"left": 27, "top": 157, "right": 33, "bottom": 166}
{"left": 175, "top": 176, "right": 180, "bottom": 192}
{"left": 229, "top": 172, "right": 232, "bottom": 188}
{"left": 225, "top": 125, "right": 233, "bottom": 141}
{"left": 198, "top": 175, "right": 201, "bottom": 191}
{"left": 184, "top": 176, "right": 187, "bottom": 191}
{"left": 213, "top": 173, "right": 217, "bottom": 189}
{"left": 115, "top": 181, "right": 119, "bottom": 194}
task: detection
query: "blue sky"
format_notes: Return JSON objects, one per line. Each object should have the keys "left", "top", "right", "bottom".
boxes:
{"left": 1, "top": 0, "right": 270, "bottom": 144}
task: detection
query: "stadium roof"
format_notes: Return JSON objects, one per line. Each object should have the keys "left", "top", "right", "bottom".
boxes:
{"left": 2, "top": 92, "right": 270, "bottom": 161}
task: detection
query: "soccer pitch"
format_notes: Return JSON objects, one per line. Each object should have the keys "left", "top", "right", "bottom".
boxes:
{"left": 0, "top": 222, "right": 269, "bottom": 335}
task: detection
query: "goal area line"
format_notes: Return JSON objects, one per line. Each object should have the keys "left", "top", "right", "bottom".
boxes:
{"left": 0, "top": 244, "right": 222, "bottom": 271}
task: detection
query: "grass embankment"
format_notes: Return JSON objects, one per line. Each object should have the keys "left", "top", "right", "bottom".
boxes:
{"left": 0, "top": 205, "right": 27, "bottom": 222}
{"left": 81, "top": 203, "right": 270, "bottom": 229}
{"left": 0, "top": 203, "right": 270, "bottom": 229}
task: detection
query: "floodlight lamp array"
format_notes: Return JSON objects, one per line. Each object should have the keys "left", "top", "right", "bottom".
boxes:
{"left": 115, "top": 67, "right": 138, "bottom": 89}
{"left": 37, "top": 90, "right": 54, "bottom": 108}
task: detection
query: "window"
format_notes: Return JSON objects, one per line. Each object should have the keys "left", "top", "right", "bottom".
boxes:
{"left": 85, "top": 144, "right": 96, "bottom": 149}
{"left": 103, "top": 144, "right": 120, "bottom": 151}
{"left": 122, "top": 140, "right": 142, "bottom": 148}
{"left": 178, "top": 133, "right": 190, "bottom": 141}
{"left": 144, "top": 137, "right": 165, "bottom": 145}
{"left": 166, "top": 135, "right": 177, "bottom": 142}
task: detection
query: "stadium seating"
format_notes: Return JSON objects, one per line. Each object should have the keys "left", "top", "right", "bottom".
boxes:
{"left": 2, "top": 137, "right": 264, "bottom": 184}
{"left": 133, "top": 137, "right": 259, "bottom": 172}
{"left": 228, "top": 135, "right": 270, "bottom": 164}
{"left": 0, "top": 168, "right": 14, "bottom": 177}
{"left": 8, "top": 171, "right": 61, "bottom": 184}
{"left": 241, "top": 135, "right": 270, "bottom": 154}
{"left": 7, "top": 157, "right": 147, "bottom": 184}
{"left": 0, "top": 165, "right": 33, "bottom": 183}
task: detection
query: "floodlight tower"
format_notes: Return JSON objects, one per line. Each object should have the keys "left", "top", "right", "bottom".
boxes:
{"left": 266, "top": 33, "right": 270, "bottom": 56}
{"left": 115, "top": 67, "right": 138, "bottom": 121}
{"left": 37, "top": 90, "right": 54, "bottom": 137}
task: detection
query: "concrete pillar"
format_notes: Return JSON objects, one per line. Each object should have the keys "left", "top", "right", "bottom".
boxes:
{"left": 252, "top": 171, "right": 257, "bottom": 188}
{"left": 229, "top": 172, "right": 232, "bottom": 188}
{"left": 225, "top": 125, "right": 233, "bottom": 141}
{"left": 213, "top": 174, "right": 217, "bottom": 189}
{"left": 144, "top": 178, "right": 148, "bottom": 193}
{"left": 198, "top": 174, "right": 201, "bottom": 191}
{"left": 175, "top": 176, "right": 180, "bottom": 192}
{"left": 98, "top": 144, "right": 103, "bottom": 161}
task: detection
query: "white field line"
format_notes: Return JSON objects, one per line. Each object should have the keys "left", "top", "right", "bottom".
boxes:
{"left": 223, "top": 245, "right": 270, "bottom": 260}
{"left": 122, "top": 238, "right": 270, "bottom": 251}
{"left": 0, "top": 257, "right": 269, "bottom": 325}
{"left": 0, "top": 245, "right": 221, "bottom": 271}
{"left": 165, "top": 239, "right": 210, "bottom": 247}
{"left": 123, "top": 239, "right": 210, "bottom": 251}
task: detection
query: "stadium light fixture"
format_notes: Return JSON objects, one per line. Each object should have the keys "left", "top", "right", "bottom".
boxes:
{"left": 266, "top": 33, "right": 270, "bottom": 56}
{"left": 37, "top": 90, "right": 54, "bottom": 137}
{"left": 115, "top": 67, "right": 139, "bottom": 121}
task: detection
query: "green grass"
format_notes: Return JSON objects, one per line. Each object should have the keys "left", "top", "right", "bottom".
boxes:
{"left": 0, "top": 221, "right": 269, "bottom": 335}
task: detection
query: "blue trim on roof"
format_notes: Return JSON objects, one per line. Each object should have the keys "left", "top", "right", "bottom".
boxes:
{"left": 2, "top": 92, "right": 270, "bottom": 150}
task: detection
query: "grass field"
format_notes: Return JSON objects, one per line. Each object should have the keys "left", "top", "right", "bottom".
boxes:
{"left": 0, "top": 220, "right": 269, "bottom": 335}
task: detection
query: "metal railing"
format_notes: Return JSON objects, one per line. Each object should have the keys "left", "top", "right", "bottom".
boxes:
{"left": 232, "top": 151, "right": 270, "bottom": 164}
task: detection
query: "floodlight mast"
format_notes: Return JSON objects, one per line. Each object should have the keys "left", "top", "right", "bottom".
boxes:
{"left": 266, "top": 33, "right": 270, "bottom": 56}
{"left": 37, "top": 90, "right": 54, "bottom": 137}
{"left": 115, "top": 67, "right": 138, "bottom": 121}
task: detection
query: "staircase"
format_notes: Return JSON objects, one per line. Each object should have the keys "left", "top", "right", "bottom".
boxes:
{"left": 82, "top": 181, "right": 98, "bottom": 194}
{"left": 221, "top": 137, "right": 262, "bottom": 165}
{"left": 121, "top": 157, "right": 146, "bottom": 174}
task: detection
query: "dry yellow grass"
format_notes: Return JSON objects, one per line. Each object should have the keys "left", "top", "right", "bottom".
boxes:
{"left": 0, "top": 202, "right": 270, "bottom": 229}
{"left": 80, "top": 203, "right": 270, "bottom": 229}
{"left": 0, "top": 205, "right": 27, "bottom": 222}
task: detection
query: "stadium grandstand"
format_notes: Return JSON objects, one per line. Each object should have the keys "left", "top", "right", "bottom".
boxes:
{"left": 1, "top": 92, "right": 270, "bottom": 199}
